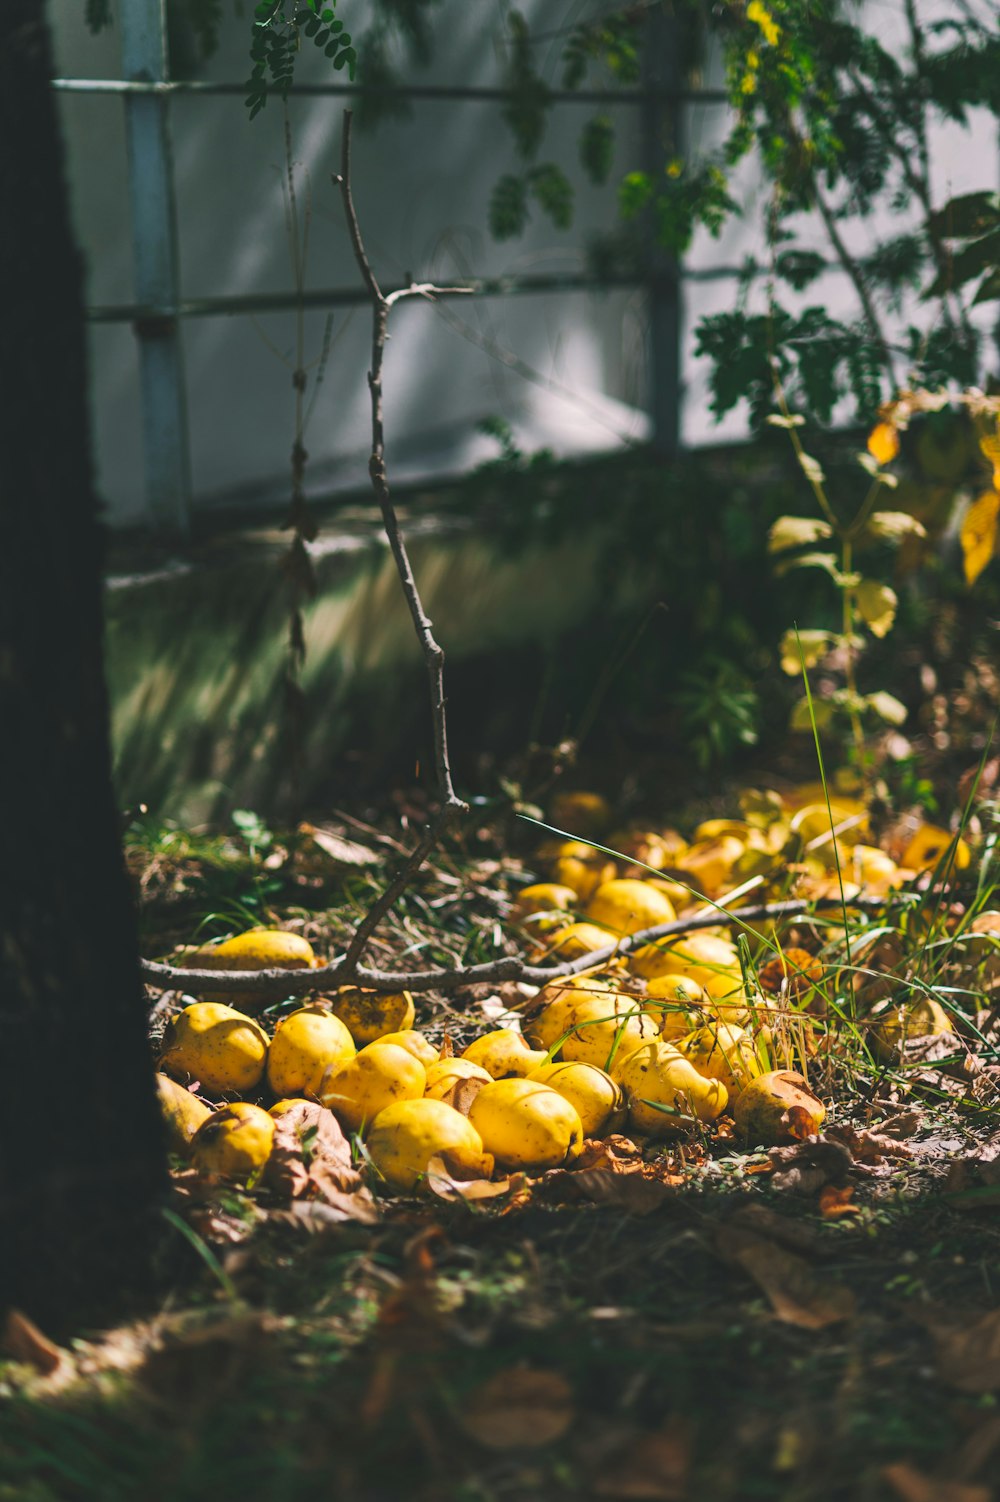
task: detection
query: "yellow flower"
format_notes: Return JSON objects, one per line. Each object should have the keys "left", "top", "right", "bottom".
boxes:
{"left": 747, "top": 1, "right": 781, "bottom": 47}
{"left": 867, "top": 421, "right": 900, "bottom": 467}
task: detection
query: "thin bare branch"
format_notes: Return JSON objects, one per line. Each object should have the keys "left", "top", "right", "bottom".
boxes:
{"left": 140, "top": 888, "right": 951, "bottom": 999}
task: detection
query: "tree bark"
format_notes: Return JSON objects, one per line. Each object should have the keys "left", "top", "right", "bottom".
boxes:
{"left": 0, "top": 5, "right": 168, "bottom": 1327}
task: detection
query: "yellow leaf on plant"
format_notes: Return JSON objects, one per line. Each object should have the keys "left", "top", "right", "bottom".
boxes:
{"left": 960, "top": 489, "right": 1000, "bottom": 585}
{"left": 867, "top": 421, "right": 900, "bottom": 466}
{"left": 747, "top": 1, "right": 781, "bottom": 46}
{"left": 979, "top": 426, "right": 1000, "bottom": 490}
{"left": 855, "top": 579, "right": 897, "bottom": 638}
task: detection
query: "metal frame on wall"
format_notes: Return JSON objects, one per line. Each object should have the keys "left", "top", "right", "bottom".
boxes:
{"left": 55, "top": 0, "right": 735, "bottom": 538}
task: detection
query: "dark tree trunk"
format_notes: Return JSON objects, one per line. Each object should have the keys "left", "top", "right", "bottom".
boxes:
{"left": 0, "top": 5, "right": 168, "bottom": 1326}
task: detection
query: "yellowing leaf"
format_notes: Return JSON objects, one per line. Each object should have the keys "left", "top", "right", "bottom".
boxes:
{"left": 864, "top": 511, "right": 927, "bottom": 544}
{"left": 790, "top": 697, "right": 835, "bottom": 733}
{"left": 867, "top": 421, "right": 900, "bottom": 466}
{"left": 866, "top": 691, "right": 907, "bottom": 726}
{"left": 778, "top": 629, "right": 832, "bottom": 676}
{"left": 767, "top": 516, "right": 833, "bottom": 553}
{"left": 854, "top": 579, "right": 897, "bottom": 638}
{"left": 961, "top": 489, "right": 1000, "bottom": 585}
{"left": 979, "top": 426, "right": 1000, "bottom": 490}
{"left": 747, "top": 1, "right": 781, "bottom": 46}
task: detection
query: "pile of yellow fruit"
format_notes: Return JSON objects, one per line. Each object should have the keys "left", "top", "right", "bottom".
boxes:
{"left": 154, "top": 786, "right": 970, "bottom": 1197}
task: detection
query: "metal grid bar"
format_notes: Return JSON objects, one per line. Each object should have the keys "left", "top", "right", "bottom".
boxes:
{"left": 53, "top": 77, "right": 731, "bottom": 106}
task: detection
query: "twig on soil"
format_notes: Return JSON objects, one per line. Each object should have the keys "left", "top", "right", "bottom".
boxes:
{"left": 140, "top": 888, "right": 954, "bottom": 999}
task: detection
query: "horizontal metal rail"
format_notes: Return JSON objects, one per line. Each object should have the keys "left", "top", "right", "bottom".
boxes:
{"left": 84, "top": 261, "right": 786, "bottom": 325}
{"left": 52, "top": 77, "right": 730, "bottom": 106}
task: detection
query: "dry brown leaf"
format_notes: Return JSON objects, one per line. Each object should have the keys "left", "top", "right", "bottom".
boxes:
{"left": 297, "top": 822, "right": 379, "bottom": 867}
{"left": 442, "top": 1076, "right": 488, "bottom": 1117}
{"left": 543, "top": 1166, "right": 676, "bottom": 1216}
{"left": 425, "top": 1155, "right": 515, "bottom": 1202}
{"left": 725, "top": 1204, "right": 828, "bottom": 1256}
{"left": 818, "top": 1184, "right": 859, "bottom": 1219}
{"left": 934, "top": 1308, "right": 1000, "bottom": 1393}
{"left": 591, "top": 1419, "right": 691, "bottom": 1499}
{"left": 716, "top": 1225, "right": 856, "bottom": 1328}
{"left": 459, "top": 1366, "right": 574, "bottom": 1449}
{"left": 1, "top": 1310, "right": 66, "bottom": 1375}
{"left": 882, "top": 1461, "right": 991, "bottom": 1502}
{"left": 262, "top": 1100, "right": 378, "bottom": 1222}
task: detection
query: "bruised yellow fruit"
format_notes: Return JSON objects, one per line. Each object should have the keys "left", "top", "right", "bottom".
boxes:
{"left": 676, "top": 836, "right": 744, "bottom": 895}
{"left": 377, "top": 1030, "right": 439, "bottom": 1067}
{"left": 319, "top": 1043, "right": 426, "bottom": 1133}
{"left": 192, "top": 928, "right": 316, "bottom": 1006}
{"left": 612, "top": 1041, "right": 728, "bottom": 1135}
{"left": 511, "top": 883, "right": 578, "bottom": 933}
{"left": 462, "top": 1029, "right": 548, "bottom": 1079}
{"left": 468, "top": 1079, "right": 583, "bottom": 1172}
{"left": 524, "top": 975, "right": 620, "bottom": 1050}
{"left": 366, "top": 1098, "right": 491, "bottom": 1192}
{"left": 871, "top": 995, "right": 954, "bottom": 1058}
{"left": 586, "top": 878, "right": 676, "bottom": 937}
{"left": 191, "top": 1102, "right": 275, "bottom": 1179}
{"left": 644, "top": 972, "right": 707, "bottom": 1008}
{"left": 630, "top": 932, "right": 740, "bottom": 988}
{"left": 733, "top": 1070, "right": 826, "bottom": 1144}
{"left": 548, "top": 842, "right": 617, "bottom": 902}
{"left": 329, "top": 986, "right": 415, "bottom": 1046}
{"left": 558, "top": 993, "right": 659, "bottom": 1070}
{"left": 269, "top": 1097, "right": 313, "bottom": 1117}
{"left": 156, "top": 1072, "right": 212, "bottom": 1153}
{"left": 159, "top": 1002, "right": 269, "bottom": 1095}
{"left": 266, "top": 1005, "right": 356, "bottom": 1099}
{"left": 527, "top": 1061, "right": 626, "bottom": 1137}
{"left": 549, "top": 790, "right": 613, "bottom": 836}
{"left": 543, "top": 922, "right": 619, "bottom": 961}
{"left": 901, "top": 825, "right": 971, "bottom": 874}
{"left": 680, "top": 1022, "right": 762, "bottom": 1098}
{"left": 425, "top": 1058, "right": 493, "bottom": 1100}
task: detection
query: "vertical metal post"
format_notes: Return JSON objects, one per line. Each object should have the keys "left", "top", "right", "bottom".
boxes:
{"left": 641, "top": 3, "right": 684, "bottom": 457}
{"left": 120, "top": 0, "right": 191, "bottom": 538}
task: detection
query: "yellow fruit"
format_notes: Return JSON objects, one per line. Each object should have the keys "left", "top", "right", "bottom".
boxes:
{"left": 524, "top": 975, "right": 619, "bottom": 1050}
{"left": 871, "top": 996, "right": 954, "bottom": 1058}
{"left": 319, "top": 1043, "right": 426, "bottom": 1133}
{"left": 552, "top": 993, "right": 659, "bottom": 1070}
{"left": 733, "top": 1070, "right": 826, "bottom": 1144}
{"left": 680, "top": 1022, "right": 762, "bottom": 1098}
{"left": 789, "top": 801, "right": 866, "bottom": 850}
{"left": 852, "top": 844, "right": 900, "bottom": 891}
{"left": 192, "top": 928, "right": 316, "bottom": 1006}
{"left": 609, "top": 828, "right": 686, "bottom": 870}
{"left": 676, "top": 837, "right": 745, "bottom": 896}
{"left": 366, "top": 1098, "right": 491, "bottom": 1192}
{"left": 269, "top": 1097, "right": 313, "bottom": 1117}
{"left": 511, "top": 883, "right": 578, "bottom": 934}
{"left": 468, "top": 1079, "right": 583, "bottom": 1172}
{"left": 642, "top": 974, "right": 707, "bottom": 1038}
{"left": 549, "top": 790, "right": 613, "bottom": 836}
{"left": 548, "top": 842, "right": 617, "bottom": 902}
{"left": 159, "top": 1002, "right": 270, "bottom": 1095}
{"left": 586, "top": 879, "right": 676, "bottom": 936}
{"left": 645, "top": 876, "right": 698, "bottom": 909}
{"left": 693, "top": 818, "right": 752, "bottom": 844}
{"left": 329, "top": 986, "right": 415, "bottom": 1045}
{"left": 542, "top": 922, "right": 619, "bottom": 961}
{"left": 701, "top": 969, "right": 750, "bottom": 1022}
{"left": 266, "top": 1006, "right": 356, "bottom": 1098}
{"left": 612, "top": 1041, "right": 728, "bottom": 1135}
{"left": 191, "top": 1102, "right": 275, "bottom": 1179}
{"left": 630, "top": 932, "right": 740, "bottom": 987}
{"left": 376, "top": 1030, "right": 439, "bottom": 1066}
{"left": 424, "top": 1059, "right": 493, "bottom": 1100}
{"left": 527, "top": 1061, "right": 626, "bottom": 1137}
{"left": 155, "top": 1072, "right": 212, "bottom": 1153}
{"left": 901, "top": 825, "right": 971, "bottom": 874}
{"left": 461, "top": 1029, "right": 548, "bottom": 1079}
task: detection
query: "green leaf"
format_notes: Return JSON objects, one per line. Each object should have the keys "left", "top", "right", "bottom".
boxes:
{"left": 489, "top": 175, "right": 529, "bottom": 240}
{"left": 929, "top": 191, "right": 1000, "bottom": 240}
{"left": 790, "top": 696, "right": 836, "bottom": 733}
{"left": 528, "top": 164, "right": 573, "bottom": 230}
{"left": 618, "top": 171, "right": 653, "bottom": 219}
{"left": 775, "top": 249, "right": 827, "bottom": 290}
{"left": 580, "top": 116, "right": 614, "bottom": 185}
{"left": 773, "top": 551, "right": 840, "bottom": 580}
{"left": 767, "top": 516, "right": 834, "bottom": 553}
